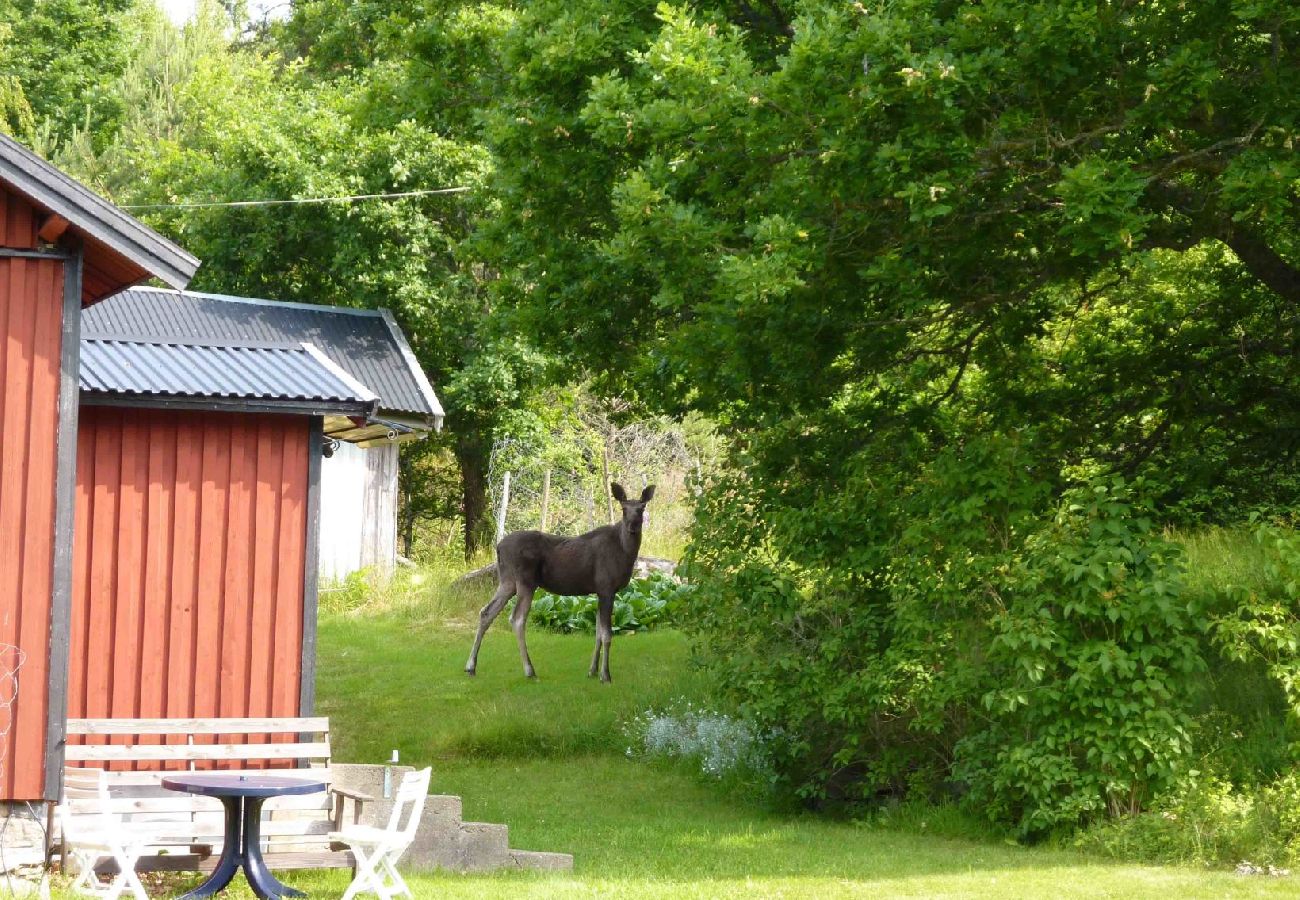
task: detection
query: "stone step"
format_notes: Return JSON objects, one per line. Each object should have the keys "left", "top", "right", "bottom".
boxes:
{"left": 457, "top": 822, "right": 511, "bottom": 871}
{"left": 421, "top": 793, "right": 464, "bottom": 835}
{"left": 507, "top": 849, "right": 574, "bottom": 871}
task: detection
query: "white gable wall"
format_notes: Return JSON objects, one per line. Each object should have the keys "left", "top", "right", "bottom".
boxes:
{"left": 319, "top": 440, "right": 400, "bottom": 580}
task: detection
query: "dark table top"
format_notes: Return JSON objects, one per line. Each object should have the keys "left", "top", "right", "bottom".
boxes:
{"left": 161, "top": 773, "right": 326, "bottom": 799}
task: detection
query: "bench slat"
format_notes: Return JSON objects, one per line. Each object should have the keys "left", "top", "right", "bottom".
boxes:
{"left": 65, "top": 794, "right": 332, "bottom": 814}
{"left": 67, "top": 717, "right": 329, "bottom": 736}
{"left": 80, "top": 766, "right": 330, "bottom": 786}
{"left": 65, "top": 741, "right": 331, "bottom": 763}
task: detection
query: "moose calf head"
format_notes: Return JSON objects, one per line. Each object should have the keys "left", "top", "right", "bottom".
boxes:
{"left": 611, "top": 483, "right": 655, "bottom": 535}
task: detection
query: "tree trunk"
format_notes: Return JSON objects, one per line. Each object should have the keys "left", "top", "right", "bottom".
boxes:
{"left": 454, "top": 435, "right": 492, "bottom": 560}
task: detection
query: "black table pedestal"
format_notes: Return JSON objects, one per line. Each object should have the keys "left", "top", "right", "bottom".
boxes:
{"left": 178, "top": 796, "right": 305, "bottom": 900}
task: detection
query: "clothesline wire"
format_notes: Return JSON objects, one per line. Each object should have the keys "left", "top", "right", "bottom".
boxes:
{"left": 120, "top": 186, "right": 473, "bottom": 210}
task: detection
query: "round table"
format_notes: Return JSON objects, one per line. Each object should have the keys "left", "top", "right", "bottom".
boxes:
{"left": 161, "top": 773, "right": 325, "bottom": 900}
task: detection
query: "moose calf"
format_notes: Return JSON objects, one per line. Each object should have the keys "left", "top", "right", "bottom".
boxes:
{"left": 465, "top": 483, "right": 656, "bottom": 683}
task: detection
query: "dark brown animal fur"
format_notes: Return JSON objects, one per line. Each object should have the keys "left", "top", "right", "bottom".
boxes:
{"left": 464, "top": 483, "right": 655, "bottom": 683}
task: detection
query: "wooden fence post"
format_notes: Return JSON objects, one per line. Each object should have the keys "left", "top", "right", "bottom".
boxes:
{"left": 540, "top": 469, "right": 551, "bottom": 531}
{"left": 495, "top": 470, "right": 512, "bottom": 544}
{"left": 602, "top": 443, "right": 615, "bottom": 525}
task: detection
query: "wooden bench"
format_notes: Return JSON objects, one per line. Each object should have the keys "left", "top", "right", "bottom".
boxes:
{"left": 53, "top": 717, "right": 371, "bottom": 874}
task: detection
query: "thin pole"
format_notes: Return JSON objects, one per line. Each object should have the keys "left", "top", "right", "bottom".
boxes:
{"left": 495, "top": 471, "right": 512, "bottom": 544}
{"left": 602, "top": 444, "right": 615, "bottom": 525}
{"left": 540, "top": 469, "right": 551, "bottom": 531}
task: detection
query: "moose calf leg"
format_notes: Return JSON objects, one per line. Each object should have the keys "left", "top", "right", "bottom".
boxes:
{"left": 511, "top": 586, "right": 537, "bottom": 678}
{"left": 596, "top": 595, "right": 615, "bottom": 683}
{"left": 466, "top": 581, "right": 515, "bottom": 676}
{"left": 588, "top": 634, "right": 602, "bottom": 679}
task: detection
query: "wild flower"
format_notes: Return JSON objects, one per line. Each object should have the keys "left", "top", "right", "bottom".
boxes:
{"left": 623, "top": 697, "right": 777, "bottom": 788}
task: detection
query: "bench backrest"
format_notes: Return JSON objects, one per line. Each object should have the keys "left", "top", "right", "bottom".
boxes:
{"left": 65, "top": 716, "right": 331, "bottom": 775}
{"left": 59, "top": 717, "right": 340, "bottom": 858}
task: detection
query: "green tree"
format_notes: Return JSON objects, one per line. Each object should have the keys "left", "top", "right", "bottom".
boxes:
{"left": 0, "top": 0, "right": 133, "bottom": 145}
{"left": 462, "top": 0, "right": 1300, "bottom": 830}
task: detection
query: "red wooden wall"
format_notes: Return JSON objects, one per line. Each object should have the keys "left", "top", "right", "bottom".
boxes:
{"left": 0, "top": 187, "right": 65, "bottom": 799}
{"left": 68, "top": 407, "right": 310, "bottom": 766}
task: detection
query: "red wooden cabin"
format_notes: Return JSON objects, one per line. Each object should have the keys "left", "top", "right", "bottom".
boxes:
{"left": 0, "top": 136, "right": 400, "bottom": 805}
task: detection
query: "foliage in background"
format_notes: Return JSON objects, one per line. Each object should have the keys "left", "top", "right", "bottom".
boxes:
{"left": 0, "top": 0, "right": 133, "bottom": 145}
{"left": 512, "top": 572, "right": 693, "bottom": 635}
{"left": 486, "top": 385, "right": 716, "bottom": 561}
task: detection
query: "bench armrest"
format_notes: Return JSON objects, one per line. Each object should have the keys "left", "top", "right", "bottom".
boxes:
{"left": 330, "top": 785, "right": 374, "bottom": 828}
{"left": 329, "top": 785, "right": 374, "bottom": 803}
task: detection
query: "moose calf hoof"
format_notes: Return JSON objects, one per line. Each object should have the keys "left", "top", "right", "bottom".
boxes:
{"left": 464, "top": 667, "right": 476, "bottom": 677}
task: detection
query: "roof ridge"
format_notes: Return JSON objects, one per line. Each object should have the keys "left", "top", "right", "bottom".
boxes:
{"left": 127, "top": 286, "right": 386, "bottom": 317}
{"left": 82, "top": 332, "right": 308, "bottom": 352}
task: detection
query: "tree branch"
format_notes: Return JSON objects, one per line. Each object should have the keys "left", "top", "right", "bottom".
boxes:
{"left": 1145, "top": 179, "right": 1300, "bottom": 306}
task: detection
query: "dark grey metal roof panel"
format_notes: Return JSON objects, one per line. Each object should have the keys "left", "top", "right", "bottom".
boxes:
{"left": 0, "top": 134, "right": 199, "bottom": 289}
{"left": 83, "top": 287, "right": 442, "bottom": 422}
{"left": 79, "top": 337, "right": 377, "bottom": 410}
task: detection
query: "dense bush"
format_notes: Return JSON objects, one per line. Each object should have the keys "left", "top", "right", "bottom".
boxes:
{"left": 683, "top": 438, "right": 1211, "bottom": 836}
{"left": 515, "top": 572, "right": 693, "bottom": 634}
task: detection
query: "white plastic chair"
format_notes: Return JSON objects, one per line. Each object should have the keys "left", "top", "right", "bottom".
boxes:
{"left": 330, "top": 767, "right": 432, "bottom": 900}
{"left": 59, "top": 767, "right": 153, "bottom": 900}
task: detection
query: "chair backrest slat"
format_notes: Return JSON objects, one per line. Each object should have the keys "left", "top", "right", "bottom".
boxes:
{"left": 382, "top": 768, "right": 432, "bottom": 843}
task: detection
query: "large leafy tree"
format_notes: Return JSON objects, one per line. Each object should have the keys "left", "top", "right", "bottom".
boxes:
{"left": 480, "top": 0, "right": 1298, "bottom": 429}
{"left": 462, "top": 0, "right": 1300, "bottom": 828}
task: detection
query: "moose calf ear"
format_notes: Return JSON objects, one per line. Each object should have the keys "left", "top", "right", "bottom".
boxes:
{"left": 611, "top": 482, "right": 628, "bottom": 502}
{"left": 641, "top": 485, "right": 656, "bottom": 502}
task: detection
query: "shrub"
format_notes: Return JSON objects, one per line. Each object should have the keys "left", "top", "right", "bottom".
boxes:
{"left": 513, "top": 572, "right": 693, "bottom": 634}
{"left": 1075, "top": 769, "right": 1300, "bottom": 869}
{"left": 684, "top": 431, "right": 1207, "bottom": 836}
{"left": 955, "top": 477, "right": 1203, "bottom": 835}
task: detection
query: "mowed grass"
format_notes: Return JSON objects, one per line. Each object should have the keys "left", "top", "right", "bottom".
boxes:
{"left": 286, "top": 614, "right": 1300, "bottom": 899}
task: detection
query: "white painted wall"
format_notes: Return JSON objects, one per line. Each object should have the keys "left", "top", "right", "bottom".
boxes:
{"left": 319, "top": 441, "right": 400, "bottom": 580}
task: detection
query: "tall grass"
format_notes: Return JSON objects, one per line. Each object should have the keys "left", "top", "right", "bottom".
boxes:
{"left": 1177, "top": 527, "right": 1278, "bottom": 606}
{"left": 318, "top": 555, "right": 493, "bottom": 623}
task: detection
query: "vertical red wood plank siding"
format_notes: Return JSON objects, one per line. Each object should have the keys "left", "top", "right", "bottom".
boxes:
{"left": 0, "top": 186, "right": 64, "bottom": 798}
{"left": 68, "top": 408, "right": 311, "bottom": 770}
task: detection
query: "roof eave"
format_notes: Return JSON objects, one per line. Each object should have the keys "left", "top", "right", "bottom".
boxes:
{"left": 377, "top": 308, "right": 445, "bottom": 419}
{"left": 80, "top": 389, "right": 379, "bottom": 419}
{"left": 0, "top": 134, "right": 199, "bottom": 290}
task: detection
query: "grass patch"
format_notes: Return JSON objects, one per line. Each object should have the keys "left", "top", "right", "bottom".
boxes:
{"left": 306, "top": 608, "right": 1300, "bottom": 897}
{"left": 317, "top": 617, "right": 710, "bottom": 762}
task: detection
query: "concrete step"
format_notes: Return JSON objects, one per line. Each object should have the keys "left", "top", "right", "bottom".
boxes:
{"left": 457, "top": 821, "right": 511, "bottom": 871}
{"left": 425, "top": 793, "right": 463, "bottom": 820}
{"left": 507, "top": 849, "right": 574, "bottom": 871}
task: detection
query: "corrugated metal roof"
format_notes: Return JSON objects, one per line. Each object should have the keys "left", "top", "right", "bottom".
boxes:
{"left": 79, "top": 337, "right": 377, "bottom": 412}
{"left": 82, "top": 287, "right": 441, "bottom": 423}
{"left": 0, "top": 134, "right": 199, "bottom": 290}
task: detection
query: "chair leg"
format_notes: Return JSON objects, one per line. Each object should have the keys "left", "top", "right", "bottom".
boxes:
{"left": 69, "top": 851, "right": 97, "bottom": 895}
{"left": 123, "top": 855, "right": 149, "bottom": 900}
{"left": 343, "top": 846, "right": 385, "bottom": 900}
{"left": 381, "top": 854, "right": 410, "bottom": 899}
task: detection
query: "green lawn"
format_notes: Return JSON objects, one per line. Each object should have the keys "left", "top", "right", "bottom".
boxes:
{"left": 291, "top": 614, "right": 1300, "bottom": 899}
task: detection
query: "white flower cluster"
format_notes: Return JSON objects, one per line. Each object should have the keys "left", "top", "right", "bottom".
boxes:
{"left": 625, "top": 699, "right": 774, "bottom": 782}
